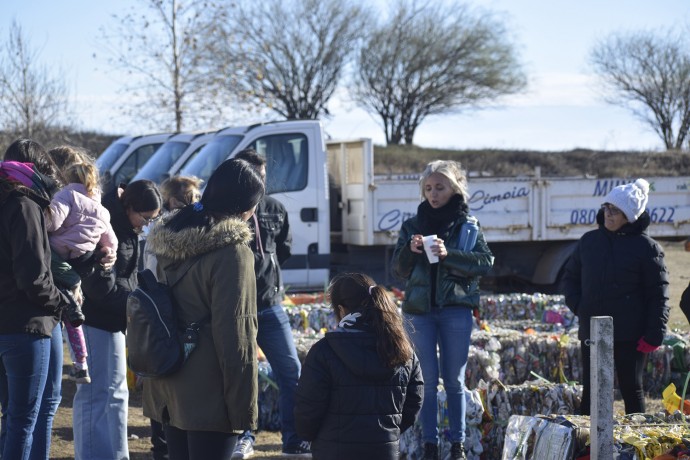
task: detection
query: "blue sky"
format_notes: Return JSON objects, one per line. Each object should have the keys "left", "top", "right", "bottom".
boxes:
{"left": 2, "top": 0, "right": 690, "bottom": 151}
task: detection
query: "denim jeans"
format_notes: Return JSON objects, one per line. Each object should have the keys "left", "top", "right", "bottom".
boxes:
{"left": 0, "top": 332, "right": 51, "bottom": 460}
{"left": 29, "top": 323, "right": 63, "bottom": 460}
{"left": 73, "top": 326, "right": 129, "bottom": 460}
{"left": 404, "top": 307, "right": 473, "bottom": 444}
{"left": 256, "top": 305, "right": 302, "bottom": 449}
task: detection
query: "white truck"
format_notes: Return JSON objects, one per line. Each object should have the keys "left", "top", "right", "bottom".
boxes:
{"left": 174, "top": 119, "right": 690, "bottom": 291}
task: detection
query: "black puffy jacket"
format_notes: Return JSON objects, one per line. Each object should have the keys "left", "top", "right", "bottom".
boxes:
{"left": 80, "top": 188, "right": 139, "bottom": 332}
{"left": 562, "top": 209, "right": 669, "bottom": 345}
{"left": 294, "top": 331, "right": 423, "bottom": 460}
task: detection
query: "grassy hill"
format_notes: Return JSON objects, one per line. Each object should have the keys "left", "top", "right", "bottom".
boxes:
{"left": 374, "top": 145, "right": 690, "bottom": 178}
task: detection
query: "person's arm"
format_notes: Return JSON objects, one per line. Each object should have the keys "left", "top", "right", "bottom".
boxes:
{"left": 640, "top": 241, "right": 670, "bottom": 347}
{"left": 294, "top": 340, "right": 332, "bottom": 441}
{"left": 45, "top": 191, "right": 70, "bottom": 232}
{"left": 400, "top": 353, "right": 424, "bottom": 433}
{"left": 392, "top": 221, "right": 419, "bottom": 280}
{"left": 207, "top": 247, "right": 259, "bottom": 430}
{"left": 439, "top": 228, "right": 494, "bottom": 276}
{"left": 79, "top": 265, "right": 129, "bottom": 324}
{"left": 275, "top": 206, "right": 292, "bottom": 265}
{"left": 562, "top": 242, "right": 583, "bottom": 315}
{"left": 681, "top": 282, "right": 690, "bottom": 325}
{"left": 98, "top": 222, "right": 119, "bottom": 257}
{"left": 10, "top": 198, "right": 68, "bottom": 313}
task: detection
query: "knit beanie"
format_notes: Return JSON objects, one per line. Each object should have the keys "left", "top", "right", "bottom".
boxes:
{"left": 604, "top": 178, "right": 650, "bottom": 223}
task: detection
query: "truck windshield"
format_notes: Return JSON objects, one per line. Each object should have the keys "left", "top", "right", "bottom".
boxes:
{"left": 96, "top": 141, "right": 128, "bottom": 174}
{"left": 132, "top": 141, "right": 191, "bottom": 184}
{"left": 180, "top": 135, "right": 242, "bottom": 184}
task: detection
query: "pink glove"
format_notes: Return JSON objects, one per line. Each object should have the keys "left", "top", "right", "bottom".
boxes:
{"left": 636, "top": 337, "right": 660, "bottom": 354}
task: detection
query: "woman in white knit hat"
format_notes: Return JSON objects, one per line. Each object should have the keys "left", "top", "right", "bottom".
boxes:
{"left": 562, "top": 178, "right": 670, "bottom": 415}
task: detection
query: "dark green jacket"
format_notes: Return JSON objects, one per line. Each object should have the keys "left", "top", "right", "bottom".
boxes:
{"left": 393, "top": 215, "right": 494, "bottom": 314}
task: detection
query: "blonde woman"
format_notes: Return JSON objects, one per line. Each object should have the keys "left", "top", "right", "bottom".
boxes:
{"left": 392, "top": 160, "right": 494, "bottom": 460}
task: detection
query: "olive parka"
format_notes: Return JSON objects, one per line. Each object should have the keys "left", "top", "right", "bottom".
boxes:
{"left": 142, "top": 214, "right": 259, "bottom": 433}
{"left": 562, "top": 209, "right": 669, "bottom": 345}
{"left": 392, "top": 212, "right": 494, "bottom": 314}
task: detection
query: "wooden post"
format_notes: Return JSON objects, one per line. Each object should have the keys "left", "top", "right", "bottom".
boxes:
{"left": 590, "top": 316, "right": 614, "bottom": 460}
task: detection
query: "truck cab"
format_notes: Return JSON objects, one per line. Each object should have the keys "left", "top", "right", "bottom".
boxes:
{"left": 180, "top": 120, "right": 330, "bottom": 290}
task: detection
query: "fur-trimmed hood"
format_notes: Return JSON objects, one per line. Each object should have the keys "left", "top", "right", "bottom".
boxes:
{"left": 146, "top": 214, "right": 253, "bottom": 262}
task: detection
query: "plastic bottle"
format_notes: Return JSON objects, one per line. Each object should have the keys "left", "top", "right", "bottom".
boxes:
{"left": 458, "top": 216, "right": 479, "bottom": 251}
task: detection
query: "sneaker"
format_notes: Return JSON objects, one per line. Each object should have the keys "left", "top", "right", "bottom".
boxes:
{"left": 69, "top": 365, "right": 91, "bottom": 384}
{"left": 282, "top": 440, "right": 312, "bottom": 458}
{"left": 231, "top": 436, "right": 254, "bottom": 459}
{"left": 450, "top": 442, "right": 467, "bottom": 460}
{"left": 423, "top": 443, "right": 439, "bottom": 460}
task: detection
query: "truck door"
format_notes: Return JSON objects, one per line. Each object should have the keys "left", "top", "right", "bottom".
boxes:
{"left": 241, "top": 123, "right": 328, "bottom": 290}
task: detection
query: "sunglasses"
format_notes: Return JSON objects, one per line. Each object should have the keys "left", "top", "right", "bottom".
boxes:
{"left": 601, "top": 203, "right": 622, "bottom": 216}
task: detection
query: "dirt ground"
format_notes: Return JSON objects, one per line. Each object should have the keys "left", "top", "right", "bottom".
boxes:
{"left": 49, "top": 240, "right": 690, "bottom": 459}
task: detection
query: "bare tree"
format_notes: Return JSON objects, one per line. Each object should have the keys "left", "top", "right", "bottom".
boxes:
{"left": 98, "top": 0, "right": 231, "bottom": 132}
{"left": 590, "top": 29, "right": 690, "bottom": 150}
{"left": 352, "top": 1, "right": 526, "bottom": 145}
{"left": 0, "top": 21, "right": 72, "bottom": 138}
{"left": 216, "top": 0, "right": 370, "bottom": 120}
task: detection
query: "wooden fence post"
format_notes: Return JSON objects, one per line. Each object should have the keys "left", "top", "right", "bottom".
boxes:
{"left": 590, "top": 316, "right": 614, "bottom": 460}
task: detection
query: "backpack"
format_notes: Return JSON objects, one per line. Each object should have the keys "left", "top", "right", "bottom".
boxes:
{"left": 126, "top": 257, "right": 208, "bottom": 378}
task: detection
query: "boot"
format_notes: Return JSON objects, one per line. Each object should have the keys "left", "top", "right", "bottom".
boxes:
{"left": 423, "top": 443, "right": 438, "bottom": 460}
{"left": 450, "top": 442, "right": 467, "bottom": 460}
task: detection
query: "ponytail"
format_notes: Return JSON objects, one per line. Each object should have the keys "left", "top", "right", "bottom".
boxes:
{"left": 366, "top": 285, "right": 413, "bottom": 368}
{"left": 328, "top": 272, "right": 413, "bottom": 368}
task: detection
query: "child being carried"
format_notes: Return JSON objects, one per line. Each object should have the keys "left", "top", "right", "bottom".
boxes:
{"left": 47, "top": 160, "right": 117, "bottom": 384}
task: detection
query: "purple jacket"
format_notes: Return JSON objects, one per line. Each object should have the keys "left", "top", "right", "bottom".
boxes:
{"left": 47, "top": 183, "right": 118, "bottom": 260}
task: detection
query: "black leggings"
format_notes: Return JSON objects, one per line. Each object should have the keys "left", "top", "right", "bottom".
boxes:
{"left": 163, "top": 424, "right": 237, "bottom": 460}
{"left": 580, "top": 340, "right": 646, "bottom": 415}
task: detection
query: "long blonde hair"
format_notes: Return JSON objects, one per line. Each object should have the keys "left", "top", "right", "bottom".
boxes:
{"left": 64, "top": 162, "right": 101, "bottom": 198}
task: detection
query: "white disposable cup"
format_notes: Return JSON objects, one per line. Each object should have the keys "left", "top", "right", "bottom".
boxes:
{"left": 422, "top": 235, "right": 439, "bottom": 263}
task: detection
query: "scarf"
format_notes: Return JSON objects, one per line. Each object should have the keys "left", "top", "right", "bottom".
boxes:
{"left": 0, "top": 161, "right": 52, "bottom": 208}
{"left": 416, "top": 194, "right": 468, "bottom": 238}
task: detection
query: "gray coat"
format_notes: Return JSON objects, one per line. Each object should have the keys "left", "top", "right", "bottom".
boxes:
{"left": 142, "top": 215, "right": 258, "bottom": 432}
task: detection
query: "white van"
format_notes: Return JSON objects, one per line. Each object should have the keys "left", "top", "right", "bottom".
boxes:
{"left": 96, "top": 133, "right": 173, "bottom": 193}
{"left": 131, "top": 131, "right": 217, "bottom": 185}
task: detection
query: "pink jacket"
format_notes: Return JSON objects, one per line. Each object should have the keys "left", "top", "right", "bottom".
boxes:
{"left": 47, "top": 183, "right": 118, "bottom": 260}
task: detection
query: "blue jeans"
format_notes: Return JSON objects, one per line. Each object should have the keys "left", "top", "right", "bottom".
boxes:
{"left": 404, "top": 308, "right": 473, "bottom": 444}
{"left": 0, "top": 332, "right": 51, "bottom": 460}
{"left": 256, "top": 305, "right": 302, "bottom": 449}
{"left": 73, "top": 326, "right": 129, "bottom": 460}
{"left": 29, "top": 323, "right": 63, "bottom": 460}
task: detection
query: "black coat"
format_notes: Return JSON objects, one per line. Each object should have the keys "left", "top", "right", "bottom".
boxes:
{"left": 81, "top": 188, "right": 139, "bottom": 332}
{"left": 294, "top": 331, "right": 423, "bottom": 460}
{"left": 562, "top": 209, "right": 669, "bottom": 345}
{"left": 247, "top": 196, "right": 291, "bottom": 310}
{"left": 0, "top": 187, "right": 67, "bottom": 337}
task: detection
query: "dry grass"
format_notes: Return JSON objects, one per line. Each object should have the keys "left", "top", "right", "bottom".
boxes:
{"left": 374, "top": 145, "right": 690, "bottom": 178}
